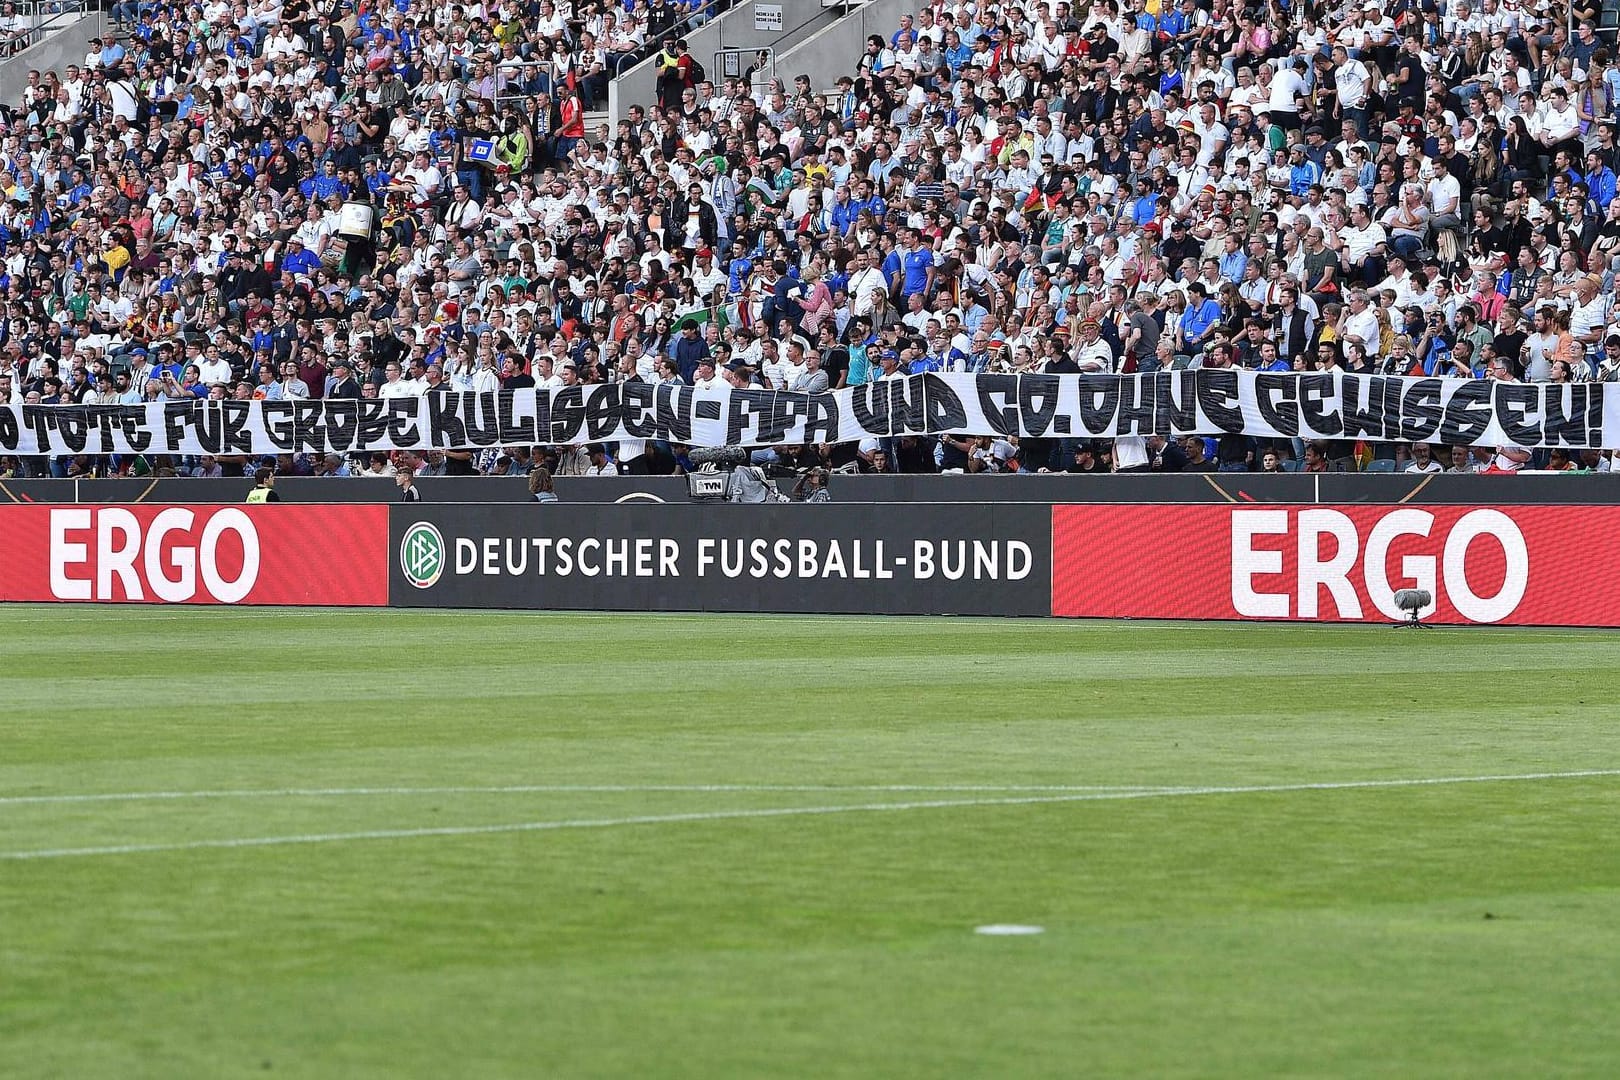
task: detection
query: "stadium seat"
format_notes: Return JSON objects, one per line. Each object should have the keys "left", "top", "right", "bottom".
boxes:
{"left": 1365, "top": 459, "right": 1397, "bottom": 473}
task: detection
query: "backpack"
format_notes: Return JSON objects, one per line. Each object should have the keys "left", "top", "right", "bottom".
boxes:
{"left": 689, "top": 57, "right": 706, "bottom": 85}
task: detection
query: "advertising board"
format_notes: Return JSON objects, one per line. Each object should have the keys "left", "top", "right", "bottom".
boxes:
{"left": 0, "top": 505, "right": 389, "bottom": 605}
{"left": 3, "top": 500, "right": 1615, "bottom": 626}
{"left": 1052, "top": 504, "right": 1620, "bottom": 626}
{"left": 390, "top": 504, "right": 1052, "bottom": 615}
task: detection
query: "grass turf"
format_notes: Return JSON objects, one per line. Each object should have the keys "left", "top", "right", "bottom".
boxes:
{"left": 1, "top": 607, "right": 1617, "bottom": 1078}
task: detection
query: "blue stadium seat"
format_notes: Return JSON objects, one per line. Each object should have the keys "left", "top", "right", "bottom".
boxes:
{"left": 1364, "top": 459, "right": 1397, "bottom": 473}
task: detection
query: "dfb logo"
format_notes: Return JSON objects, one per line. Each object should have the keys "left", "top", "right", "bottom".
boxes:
{"left": 49, "top": 507, "right": 261, "bottom": 603}
{"left": 1231, "top": 508, "right": 1530, "bottom": 623}
{"left": 399, "top": 521, "right": 446, "bottom": 589}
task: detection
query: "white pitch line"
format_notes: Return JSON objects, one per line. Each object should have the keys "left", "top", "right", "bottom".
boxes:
{"left": 1, "top": 769, "right": 1614, "bottom": 862}
{"left": 0, "top": 783, "right": 1171, "bottom": 807}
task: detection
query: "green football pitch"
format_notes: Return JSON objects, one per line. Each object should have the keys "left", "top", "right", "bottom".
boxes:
{"left": 2, "top": 607, "right": 1618, "bottom": 1079}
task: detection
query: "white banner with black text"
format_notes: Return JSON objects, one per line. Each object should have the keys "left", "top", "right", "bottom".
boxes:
{"left": 0, "top": 371, "right": 1611, "bottom": 456}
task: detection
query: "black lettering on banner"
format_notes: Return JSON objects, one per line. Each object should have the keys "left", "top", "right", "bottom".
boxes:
{"left": 386, "top": 398, "right": 421, "bottom": 445}
{"left": 655, "top": 383, "right": 692, "bottom": 442}
{"left": 222, "top": 401, "right": 255, "bottom": 453}
{"left": 498, "top": 389, "right": 538, "bottom": 444}
{"left": 922, "top": 373, "right": 967, "bottom": 432}
{"left": 1542, "top": 383, "right": 1589, "bottom": 447}
{"left": 57, "top": 407, "right": 88, "bottom": 454}
{"left": 1255, "top": 373, "right": 1300, "bottom": 435}
{"left": 82, "top": 407, "right": 111, "bottom": 452}
{"left": 769, "top": 391, "right": 814, "bottom": 444}
{"left": 15, "top": 372, "right": 1619, "bottom": 454}
{"left": 1195, "top": 369, "right": 1242, "bottom": 434}
{"left": 1076, "top": 374, "right": 1119, "bottom": 435}
{"left": 324, "top": 399, "right": 359, "bottom": 451}
{"left": 1382, "top": 376, "right": 1405, "bottom": 433}
{"left": 1114, "top": 373, "right": 1155, "bottom": 435}
{"left": 1437, "top": 380, "right": 1492, "bottom": 444}
{"left": 1154, "top": 371, "right": 1198, "bottom": 435}
{"left": 889, "top": 376, "right": 927, "bottom": 434}
{"left": 725, "top": 389, "right": 773, "bottom": 445}
{"left": 851, "top": 382, "right": 890, "bottom": 435}
{"left": 549, "top": 385, "right": 586, "bottom": 444}
{"left": 583, "top": 384, "right": 621, "bottom": 441}
{"left": 23, "top": 405, "right": 53, "bottom": 453}
{"left": 758, "top": 391, "right": 795, "bottom": 445}
{"left": 172, "top": 401, "right": 216, "bottom": 454}
{"left": 465, "top": 392, "right": 501, "bottom": 446}
{"left": 621, "top": 381, "right": 656, "bottom": 439}
{"left": 533, "top": 387, "right": 552, "bottom": 443}
{"left": 87, "top": 406, "right": 122, "bottom": 453}
{"left": 292, "top": 402, "right": 327, "bottom": 452}
{"left": 1298, "top": 373, "right": 1343, "bottom": 436}
{"left": 1341, "top": 375, "right": 1390, "bottom": 440}
{"left": 974, "top": 374, "right": 1019, "bottom": 436}
{"left": 1398, "top": 379, "right": 1444, "bottom": 442}
{"left": 262, "top": 402, "right": 297, "bottom": 450}
{"left": 1018, "top": 374, "right": 1061, "bottom": 436}
{"left": 803, "top": 392, "right": 838, "bottom": 444}
{"left": 355, "top": 401, "right": 390, "bottom": 448}
{"left": 1495, "top": 382, "right": 1542, "bottom": 446}
{"left": 116, "top": 406, "right": 152, "bottom": 453}
{"left": 427, "top": 393, "right": 466, "bottom": 448}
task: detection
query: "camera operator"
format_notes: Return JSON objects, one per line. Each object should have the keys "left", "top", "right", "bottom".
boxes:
{"left": 792, "top": 467, "right": 832, "bottom": 503}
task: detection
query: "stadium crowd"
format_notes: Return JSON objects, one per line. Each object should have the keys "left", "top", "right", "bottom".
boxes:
{"left": 0, "top": 0, "right": 1615, "bottom": 479}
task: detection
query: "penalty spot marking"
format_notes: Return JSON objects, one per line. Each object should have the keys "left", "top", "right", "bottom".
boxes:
{"left": 976, "top": 925, "right": 1045, "bottom": 936}
{"left": 0, "top": 769, "right": 1613, "bottom": 862}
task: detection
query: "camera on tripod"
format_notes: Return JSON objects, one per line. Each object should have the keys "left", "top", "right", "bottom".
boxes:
{"left": 686, "top": 447, "right": 823, "bottom": 503}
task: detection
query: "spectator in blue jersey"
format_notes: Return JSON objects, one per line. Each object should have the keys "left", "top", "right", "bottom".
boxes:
{"left": 1584, "top": 151, "right": 1617, "bottom": 212}
{"left": 896, "top": 230, "right": 935, "bottom": 301}
{"left": 1178, "top": 282, "right": 1222, "bottom": 356}
{"left": 280, "top": 238, "right": 321, "bottom": 278}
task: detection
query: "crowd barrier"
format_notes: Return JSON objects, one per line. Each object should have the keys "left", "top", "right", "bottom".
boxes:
{"left": 1, "top": 493, "right": 1616, "bottom": 626}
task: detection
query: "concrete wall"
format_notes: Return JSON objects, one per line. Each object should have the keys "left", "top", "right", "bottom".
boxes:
{"left": 608, "top": 0, "right": 845, "bottom": 126}
{"left": 773, "top": 0, "right": 908, "bottom": 94}
{"left": 0, "top": 9, "right": 104, "bottom": 106}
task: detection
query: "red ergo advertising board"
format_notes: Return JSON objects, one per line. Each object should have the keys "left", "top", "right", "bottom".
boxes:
{"left": 0, "top": 505, "right": 389, "bottom": 606}
{"left": 3, "top": 500, "right": 1617, "bottom": 625}
{"left": 1052, "top": 504, "right": 1620, "bottom": 626}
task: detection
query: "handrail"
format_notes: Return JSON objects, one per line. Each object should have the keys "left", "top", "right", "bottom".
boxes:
{"left": 714, "top": 46, "right": 772, "bottom": 92}
{"left": 0, "top": 0, "right": 91, "bottom": 60}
